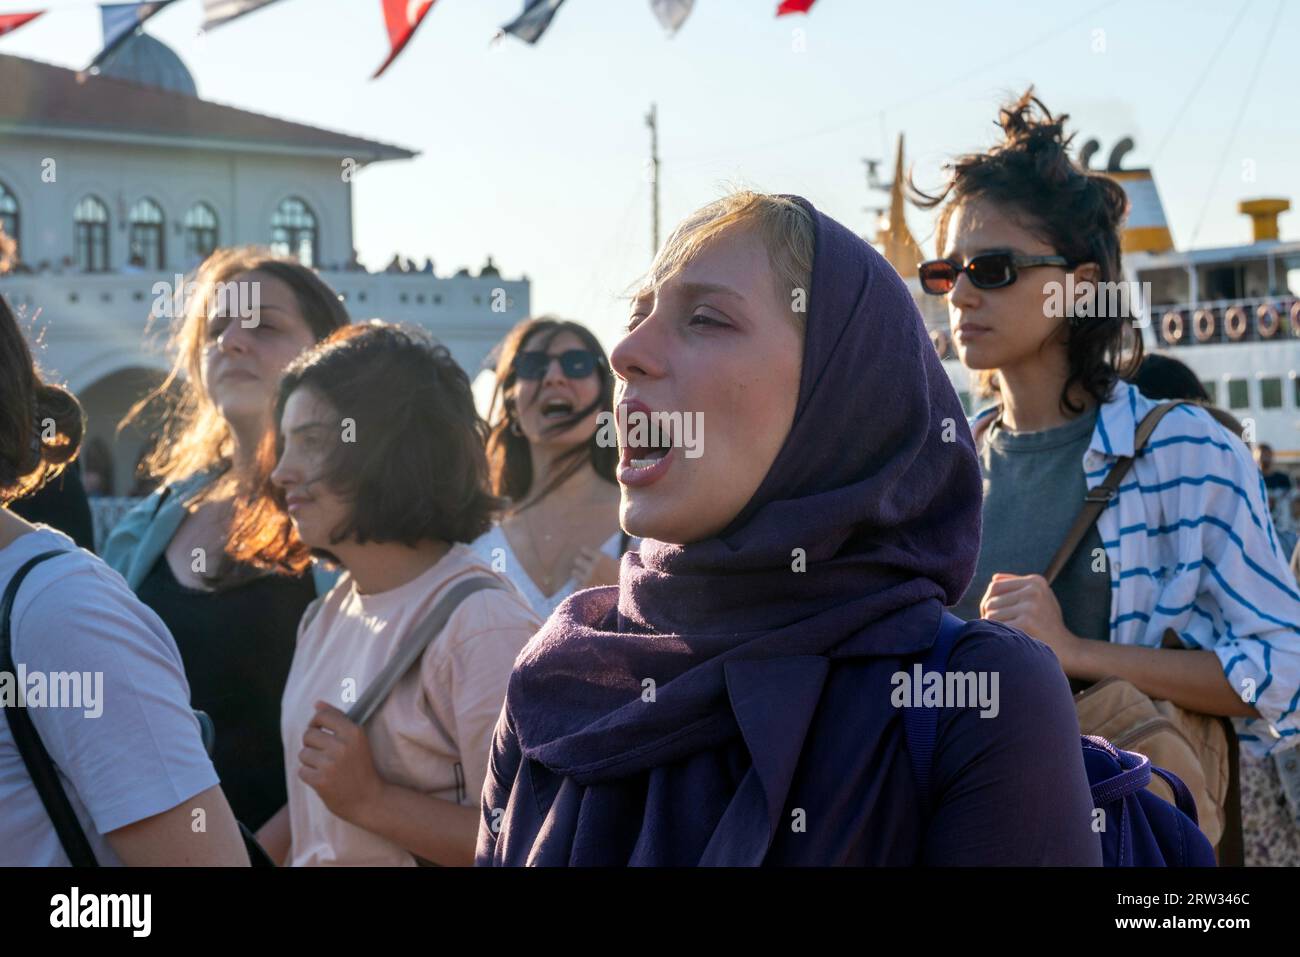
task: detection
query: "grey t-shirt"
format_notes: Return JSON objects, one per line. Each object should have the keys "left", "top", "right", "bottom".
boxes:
{"left": 952, "top": 409, "right": 1111, "bottom": 646}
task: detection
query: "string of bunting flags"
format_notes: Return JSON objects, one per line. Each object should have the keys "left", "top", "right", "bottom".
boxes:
{"left": 0, "top": 0, "right": 822, "bottom": 78}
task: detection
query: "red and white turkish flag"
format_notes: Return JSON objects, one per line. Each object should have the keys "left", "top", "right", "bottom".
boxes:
{"left": 0, "top": 11, "right": 44, "bottom": 38}
{"left": 776, "top": 0, "right": 819, "bottom": 14}
{"left": 373, "top": 0, "right": 437, "bottom": 79}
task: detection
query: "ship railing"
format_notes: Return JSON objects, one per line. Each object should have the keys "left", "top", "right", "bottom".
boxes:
{"left": 1151, "top": 295, "right": 1300, "bottom": 347}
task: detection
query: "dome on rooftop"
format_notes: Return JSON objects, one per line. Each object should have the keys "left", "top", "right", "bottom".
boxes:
{"left": 99, "top": 32, "right": 197, "bottom": 98}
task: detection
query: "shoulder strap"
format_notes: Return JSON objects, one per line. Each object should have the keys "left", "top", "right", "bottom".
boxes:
{"left": 0, "top": 548, "right": 99, "bottom": 866}
{"left": 345, "top": 576, "right": 509, "bottom": 727}
{"left": 902, "top": 611, "right": 967, "bottom": 814}
{"left": 1043, "top": 401, "right": 1186, "bottom": 586}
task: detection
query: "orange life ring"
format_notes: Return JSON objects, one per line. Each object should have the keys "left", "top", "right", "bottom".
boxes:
{"left": 1161, "top": 310, "right": 1185, "bottom": 345}
{"left": 1257, "top": 302, "right": 1281, "bottom": 339}
{"left": 1225, "top": 305, "right": 1249, "bottom": 340}
{"left": 1193, "top": 308, "right": 1217, "bottom": 343}
{"left": 930, "top": 328, "right": 951, "bottom": 359}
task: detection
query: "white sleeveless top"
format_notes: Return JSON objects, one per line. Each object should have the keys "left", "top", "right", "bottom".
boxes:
{"left": 468, "top": 525, "right": 631, "bottom": 620}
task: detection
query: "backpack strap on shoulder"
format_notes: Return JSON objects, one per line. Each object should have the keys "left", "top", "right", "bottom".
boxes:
{"left": 1042, "top": 401, "right": 1186, "bottom": 586}
{"left": 903, "top": 611, "right": 968, "bottom": 813}
{"left": 345, "top": 576, "right": 509, "bottom": 727}
{"left": 1, "top": 549, "right": 98, "bottom": 866}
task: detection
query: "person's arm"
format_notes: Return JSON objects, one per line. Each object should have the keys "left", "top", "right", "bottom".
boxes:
{"left": 358, "top": 611, "right": 534, "bottom": 865}
{"left": 106, "top": 785, "right": 248, "bottom": 866}
{"left": 255, "top": 804, "right": 292, "bottom": 866}
{"left": 350, "top": 782, "right": 480, "bottom": 867}
{"left": 297, "top": 703, "right": 480, "bottom": 866}
{"left": 923, "top": 622, "right": 1102, "bottom": 865}
{"left": 1071, "top": 640, "right": 1259, "bottom": 717}
{"left": 981, "top": 573, "right": 1261, "bottom": 718}
{"left": 20, "top": 560, "right": 236, "bottom": 865}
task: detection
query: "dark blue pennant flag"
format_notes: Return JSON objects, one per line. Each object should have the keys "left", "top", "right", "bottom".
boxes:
{"left": 500, "top": 0, "right": 568, "bottom": 45}
{"left": 87, "top": 1, "right": 178, "bottom": 73}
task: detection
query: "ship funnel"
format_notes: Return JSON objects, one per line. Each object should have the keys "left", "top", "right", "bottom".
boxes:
{"left": 1079, "top": 138, "right": 1100, "bottom": 169}
{"left": 1238, "top": 198, "right": 1290, "bottom": 243}
{"left": 1095, "top": 135, "right": 1175, "bottom": 254}
{"left": 1106, "top": 137, "right": 1134, "bottom": 172}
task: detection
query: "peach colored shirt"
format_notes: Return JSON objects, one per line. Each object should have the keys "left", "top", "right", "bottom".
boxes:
{"left": 281, "top": 544, "right": 540, "bottom": 866}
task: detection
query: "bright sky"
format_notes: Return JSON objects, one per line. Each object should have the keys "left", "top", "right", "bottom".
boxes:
{"left": 2, "top": 0, "right": 1296, "bottom": 351}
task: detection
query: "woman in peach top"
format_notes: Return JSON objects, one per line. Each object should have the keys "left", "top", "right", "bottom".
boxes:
{"left": 232, "top": 322, "right": 540, "bottom": 866}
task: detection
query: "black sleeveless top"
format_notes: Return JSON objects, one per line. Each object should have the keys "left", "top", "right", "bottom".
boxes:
{"left": 135, "top": 553, "right": 316, "bottom": 830}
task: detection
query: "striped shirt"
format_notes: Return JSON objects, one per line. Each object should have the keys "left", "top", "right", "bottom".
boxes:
{"left": 972, "top": 380, "right": 1300, "bottom": 758}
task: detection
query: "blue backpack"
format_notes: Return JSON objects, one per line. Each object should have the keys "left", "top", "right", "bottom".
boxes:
{"left": 903, "top": 613, "right": 1217, "bottom": 866}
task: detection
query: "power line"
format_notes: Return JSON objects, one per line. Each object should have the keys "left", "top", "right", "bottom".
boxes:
{"left": 1188, "top": 0, "right": 1285, "bottom": 246}
{"left": 666, "top": 0, "right": 1124, "bottom": 169}
{"left": 1151, "top": 0, "right": 1254, "bottom": 165}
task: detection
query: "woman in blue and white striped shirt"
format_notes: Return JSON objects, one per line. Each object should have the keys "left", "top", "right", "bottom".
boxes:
{"left": 915, "top": 89, "right": 1300, "bottom": 865}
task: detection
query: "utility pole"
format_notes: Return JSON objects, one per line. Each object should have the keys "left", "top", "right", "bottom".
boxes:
{"left": 646, "top": 102, "right": 660, "bottom": 257}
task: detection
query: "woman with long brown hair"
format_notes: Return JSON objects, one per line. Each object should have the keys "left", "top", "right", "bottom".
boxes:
{"left": 102, "top": 246, "right": 350, "bottom": 831}
{"left": 471, "top": 317, "right": 630, "bottom": 619}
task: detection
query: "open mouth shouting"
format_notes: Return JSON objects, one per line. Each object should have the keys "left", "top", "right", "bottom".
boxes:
{"left": 617, "top": 398, "right": 675, "bottom": 487}
{"left": 540, "top": 396, "right": 575, "bottom": 421}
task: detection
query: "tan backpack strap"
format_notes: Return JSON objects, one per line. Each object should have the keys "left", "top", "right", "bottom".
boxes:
{"left": 345, "top": 576, "right": 508, "bottom": 727}
{"left": 1042, "top": 401, "right": 1186, "bottom": 586}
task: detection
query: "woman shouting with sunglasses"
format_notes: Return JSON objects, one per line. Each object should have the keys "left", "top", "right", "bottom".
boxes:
{"left": 914, "top": 90, "right": 1300, "bottom": 865}
{"left": 472, "top": 318, "right": 633, "bottom": 620}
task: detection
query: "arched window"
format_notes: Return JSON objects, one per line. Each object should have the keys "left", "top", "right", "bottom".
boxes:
{"left": 270, "top": 197, "right": 317, "bottom": 267}
{"left": 74, "top": 195, "right": 110, "bottom": 273}
{"left": 128, "top": 197, "right": 165, "bottom": 270}
{"left": 183, "top": 202, "right": 218, "bottom": 263}
{"left": 0, "top": 181, "right": 18, "bottom": 253}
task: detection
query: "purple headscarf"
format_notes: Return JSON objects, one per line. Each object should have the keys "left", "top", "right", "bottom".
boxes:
{"left": 509, "top": 196, "right": 982, "bottom": 784}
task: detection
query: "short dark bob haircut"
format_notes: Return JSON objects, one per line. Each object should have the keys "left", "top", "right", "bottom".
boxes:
{"left": 229, "top": 321, "right": 502, "bottom": 573}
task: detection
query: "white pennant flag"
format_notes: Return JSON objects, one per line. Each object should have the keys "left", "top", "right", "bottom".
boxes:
{"left": 201, "top": 0, "right": 285, "bottom": 31}
{"left": 650, "top": 0, "right": 693, "bottom": 34}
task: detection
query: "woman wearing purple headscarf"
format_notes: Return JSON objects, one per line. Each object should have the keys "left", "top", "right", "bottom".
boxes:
{"left": 475, "top": 192, "right": 1102, "bottom": 866}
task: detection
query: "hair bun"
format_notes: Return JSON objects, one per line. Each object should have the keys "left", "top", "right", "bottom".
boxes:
{"left": 34, "top": 383, "right": 85, "bottom": 468}
{"left": 996, "top": 88, "right": 1071, "bottom": 149}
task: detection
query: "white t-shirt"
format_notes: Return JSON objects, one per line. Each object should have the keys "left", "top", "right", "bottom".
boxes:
{"left": 281, "top": 544, "right": 540, "bottom": 866}
{"left": 0, "top": 526, "right": 219, "bottom": 865}
{"left": 469, "top": 526, "right": 629, "bottom": 620}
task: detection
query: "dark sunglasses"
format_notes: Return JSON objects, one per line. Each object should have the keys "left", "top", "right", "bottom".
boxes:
{"left": 513, "top": 348, "right": 598, "bottom": 380}
{"left": 919, "top": 251, "right": 1073, "bottom": 295}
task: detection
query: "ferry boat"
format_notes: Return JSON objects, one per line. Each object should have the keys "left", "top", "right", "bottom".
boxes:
{"left": 870, "top": 136, "right": 1300, "bottom": 462}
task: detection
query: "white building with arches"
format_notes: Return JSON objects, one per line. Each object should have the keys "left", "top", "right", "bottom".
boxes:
{"left": 0, "top": 35, "right": 529, "bottom": 495}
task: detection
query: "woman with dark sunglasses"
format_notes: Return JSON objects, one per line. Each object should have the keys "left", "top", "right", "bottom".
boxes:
{"left": 913, "top": 90, "right": 1300, "bottom": 864}
{"left": 471, "top": 317, "right": 631, "bottom": 620}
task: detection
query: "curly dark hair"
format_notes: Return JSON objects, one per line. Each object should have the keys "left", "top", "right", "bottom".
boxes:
{"left": 0, "top": 295, "right": 84, "bottom": 504}
{"left": 228, "top": 321, "right": 502, "bottom": 573}
{"left": 910, "top": 87, "right": 1143, "bottom": 414}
